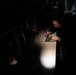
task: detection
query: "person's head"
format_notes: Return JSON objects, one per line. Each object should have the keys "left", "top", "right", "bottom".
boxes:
{"left": 51, "top": 16, "right": 64, "bottom": 28}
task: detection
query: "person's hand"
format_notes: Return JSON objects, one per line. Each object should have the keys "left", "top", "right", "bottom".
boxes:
{"left": 45, "top": 31, "right": 51, "bottom": 37}
{"left": 51, "top": 35, "right": 61, "bottom": 41}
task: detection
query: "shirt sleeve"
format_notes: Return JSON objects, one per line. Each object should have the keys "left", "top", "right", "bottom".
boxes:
{"left": 48, "top": 25, "right": 58, "bottom": 33}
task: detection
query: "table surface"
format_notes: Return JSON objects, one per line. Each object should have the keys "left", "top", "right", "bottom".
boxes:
{"left": 36, "top": 30, "right": 57, "bottom": 69}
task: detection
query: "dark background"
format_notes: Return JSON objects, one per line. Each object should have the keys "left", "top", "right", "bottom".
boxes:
{"left": 0, "top": 0, "right": 76, "bottom": 75}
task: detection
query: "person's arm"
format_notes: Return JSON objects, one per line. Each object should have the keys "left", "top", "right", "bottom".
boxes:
{"left": 45, "top": 25, "right": 57, "bottom": 37}
{"left": 51, "top": 35, "right": 61, "bottom": 42}
{"left": 48, "top": 26, "right": 58, "bottom": 33}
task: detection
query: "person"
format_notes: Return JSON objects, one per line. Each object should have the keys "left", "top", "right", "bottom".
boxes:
{"left": 45, "top": 15, "right": 69, "bottom": 75}
{"left": 45, "top": 15, "right": 65, "bottom": 42}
